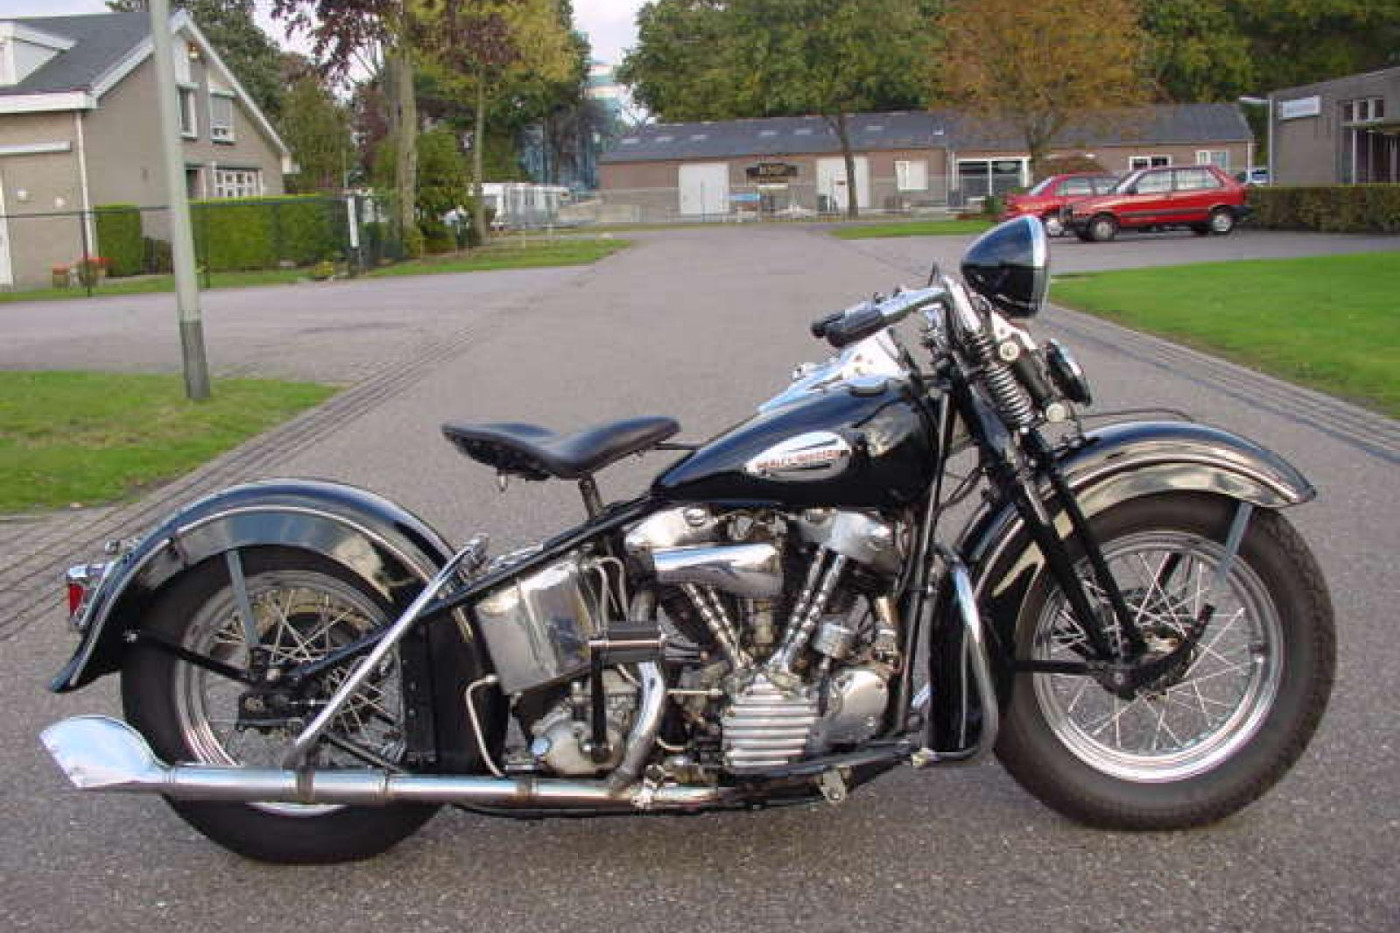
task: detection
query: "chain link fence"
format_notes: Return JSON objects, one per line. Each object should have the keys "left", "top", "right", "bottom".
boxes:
{"left": 563, "top": 176, "right": 955, "bottom": 226}
{"left": 0, "top": 194, "right": 404, "bottom": 296}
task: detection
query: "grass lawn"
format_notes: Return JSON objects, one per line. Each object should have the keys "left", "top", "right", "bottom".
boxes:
{"left": 0, "top": 371, "right": 334, "bottom": 514}
{"left": 829, "top": 218, "right": 994, "bottom": 239}
{"left": 365, "top": 236, "right": 629, "bottom": 277}
{"left": 1051, "top": 251, "right": 1400, "bottom": 418}
{"left": 0, "top": 238, "right": 630, "bottom": 303}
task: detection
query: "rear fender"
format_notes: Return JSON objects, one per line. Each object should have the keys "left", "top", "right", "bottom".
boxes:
{"left": 927, "top": 420, "right": 1314, "bottom": 750}
{"left": 50, "top": 479, "right": 502, "bottom": 771}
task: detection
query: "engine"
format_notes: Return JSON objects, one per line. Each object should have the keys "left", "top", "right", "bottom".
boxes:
{"left": 624, "top": 506, "right": 905, "bottom": 775}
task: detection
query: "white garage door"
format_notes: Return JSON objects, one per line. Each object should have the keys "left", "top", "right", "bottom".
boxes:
{"left": 817, "top": 156, "right": 870, "bottom": 210}
{"left": 678, "top": 163, "right": 729, "bottom": 217}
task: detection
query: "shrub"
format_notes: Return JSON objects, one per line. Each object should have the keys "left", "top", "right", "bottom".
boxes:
{"left": 192, "top": 195, "right": 339, "bottom": 271}
{"left": 1248, "top": 185, "right": 1400, "bottom": 234}
{"left": 94, "top": 204, "right": 143, "bottom": 277}
{"left": 143, "top": 237, "right": 173, "bottom": 274}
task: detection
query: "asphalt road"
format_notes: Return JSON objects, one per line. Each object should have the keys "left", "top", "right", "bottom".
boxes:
{"left": 2, "top": 226, "right": 1397, "bottom": 932}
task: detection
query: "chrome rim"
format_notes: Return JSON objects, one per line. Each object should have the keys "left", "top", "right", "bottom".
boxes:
{"left": 176, "top": 569, "right": 406, "bottom": 815}
{"left": 1043, "top": 214, "right": 1065, "bottom": 237}
{"left": 1211, "top": 211, "right": 1233, "bottom": 233}
{"left": 1031, "top": 531, "right": 1282, "bottom": 783}
{"left": 1092, "top": 218, "right": 1114, "bottom": 240}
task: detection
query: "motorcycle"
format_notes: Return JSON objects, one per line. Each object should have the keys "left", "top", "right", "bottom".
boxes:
{"left": 43, "top": 217, "right": 1334, "bottom": 863}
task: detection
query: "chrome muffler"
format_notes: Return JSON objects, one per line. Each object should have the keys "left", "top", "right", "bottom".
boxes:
{"left": 41, "top": 716, "right": 723, "bottom": 810}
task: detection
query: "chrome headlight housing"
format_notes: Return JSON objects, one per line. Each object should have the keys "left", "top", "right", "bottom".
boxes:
{"left": 959, "top": 215, "right": 1050, "bottom": 318}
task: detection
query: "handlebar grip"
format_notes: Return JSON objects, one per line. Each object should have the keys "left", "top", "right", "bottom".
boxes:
{"left": 825, "top": 305, "right": 886, "bottom": 348}
{"left": 810, "top": 311, "right": 845, "bottom": 339}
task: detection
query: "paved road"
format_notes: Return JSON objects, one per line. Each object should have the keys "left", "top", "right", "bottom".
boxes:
{"left": 2, "top": 227, "right": 1397, "bottom": 932}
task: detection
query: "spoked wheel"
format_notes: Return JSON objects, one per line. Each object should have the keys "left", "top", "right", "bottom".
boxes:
{"left": 122, "top": 548, "right": 438, "bottom": 863}
{"left": 996, "top": 494, "right": 1334, "bottom": 829}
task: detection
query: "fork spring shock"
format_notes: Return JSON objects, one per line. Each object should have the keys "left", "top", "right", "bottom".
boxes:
{"left": 967, "top": 329, "right": 1035, "bottom": 430}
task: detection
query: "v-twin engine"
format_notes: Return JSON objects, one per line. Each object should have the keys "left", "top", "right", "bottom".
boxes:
{"left": 625, "top": 506, "right": 903, "bottom": 775}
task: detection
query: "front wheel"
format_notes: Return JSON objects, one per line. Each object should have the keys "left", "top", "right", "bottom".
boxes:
{"left": 122, "top": 548, "right": 439, "bottom": 863}
{"left": 1088, "top": 214, "right": 1118, "bottom": 242}
{"left": 996, "top": 494, "right": 1334, "bottom": 829}
{"left": 1209, "top": 207, "right": 1237, "bottom": 235}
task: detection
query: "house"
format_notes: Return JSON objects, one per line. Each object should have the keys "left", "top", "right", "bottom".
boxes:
{"left": 597, "top": 104, "right": 1252, "bottom": 221}
{"left": 1268, "top": 66, "right": 1399, "bottom": 186}
{"left": 0, "top": 11, "right": 293, "bottom": 288}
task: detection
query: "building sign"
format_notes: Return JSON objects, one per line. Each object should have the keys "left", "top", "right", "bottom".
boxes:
{"left": 746, "top": 162, "right": 798, "bottom": 182}
{"left": 1279, "top": 96, "right": 1321, "bottom": 121}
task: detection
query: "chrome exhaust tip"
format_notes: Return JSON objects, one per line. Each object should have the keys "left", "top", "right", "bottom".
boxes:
{"left": 42, "top": 715, "right": 166, "bottom": 791}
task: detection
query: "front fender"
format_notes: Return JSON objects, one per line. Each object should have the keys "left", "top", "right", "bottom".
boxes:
{"left": 51, "top": 479, "right": 458, "bottom": 693}
{"left": 926, "top": 420, "right": 1314, "bottom": 751}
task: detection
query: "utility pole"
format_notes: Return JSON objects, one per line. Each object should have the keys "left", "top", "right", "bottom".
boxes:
{"left": 149, "top": 0, "right": 211, "bottom": 400}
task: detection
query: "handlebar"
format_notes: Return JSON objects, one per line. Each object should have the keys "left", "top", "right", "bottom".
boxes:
{"left": 811, "top": 285, "right": 949, "bottom": 348}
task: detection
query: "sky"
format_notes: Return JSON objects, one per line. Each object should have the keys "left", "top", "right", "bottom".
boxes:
{"left": 5, "top": 0, "right": 648, "bottom": 66}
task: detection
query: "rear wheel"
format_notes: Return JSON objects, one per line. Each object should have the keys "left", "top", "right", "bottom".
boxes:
{"left": 122, "top": 548, "right": 439, "bottom": 863}
{"left": 1088, "top": 214, "right": 1118, "bottom": 242}
{"left": 1042, "top": 212, "right": 1066, "bottom": 237}
{"left": 996, "top": 495, "right": 1334, "bottom": 829}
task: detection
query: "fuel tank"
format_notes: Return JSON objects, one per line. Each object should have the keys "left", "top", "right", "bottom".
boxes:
{"left": 654, "top": 381, "right": 936, "bottom": 509}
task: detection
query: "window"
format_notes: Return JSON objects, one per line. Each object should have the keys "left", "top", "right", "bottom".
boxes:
{"left": 212, "top": 168, "right": 262, "bottom": 198}
{"left": 1133, "top": 170, "right": 1173, "bottom": 194}
{"left": 210, "top": 93, "right": 235, "bottom": 142}
{"left": 1342, "top": 97, "right": 1385, "bottom": 124}
{"left": 1174, "top": 167, "right": 1220, "bottom": 191}
{"left": 1196, "top": 150, "right": 1229, "bottom": 171}
{"left": 1060, "top": 177, "right": 1093, "bottom": 196}
{"left": 1129, "top": 155, "right": 1171, "bottom": 170}
{"left": 178, "top": 87, "right": 197, "bottom": 138}
{"left": 895, "top": 159, "right": 927, "bottom": 191}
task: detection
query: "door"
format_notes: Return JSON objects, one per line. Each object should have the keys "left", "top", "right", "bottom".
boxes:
{"left": 679, "top": 163, "right": 729, "bottom": 217}
{"left": 0, "top": 178, "right": 12, "bottom": 288}
{"left": 817, "top": 156, "right": 870, "bottom": 211}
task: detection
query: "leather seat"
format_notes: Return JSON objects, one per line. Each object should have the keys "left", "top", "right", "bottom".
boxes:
{"left": 441, "top": 416, "right": 681, "bottom": 481}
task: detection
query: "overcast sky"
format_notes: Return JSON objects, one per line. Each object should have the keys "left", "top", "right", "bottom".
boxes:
{"left": 6, "top": 0, "right": 647, "bottom": 66}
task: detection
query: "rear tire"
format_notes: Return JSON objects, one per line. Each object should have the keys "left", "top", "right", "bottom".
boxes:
{"left": 996, "top": 495, "right": 1334, "bottom": 829}
{"left": 1088, "top": 214, "right": 1118, "bottom": 242}
{"left": 122, "top": 548, "right": 439, "bottom": 863}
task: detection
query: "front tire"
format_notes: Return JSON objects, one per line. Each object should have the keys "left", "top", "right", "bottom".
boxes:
{"left": 996, "top": 494, "right": 1334, "bottom": 829}
{"left": 122, "top": 548, "right": 439, "bottom": 863}
{"left": 1209, "top": 207, "right": 1236, "bottom": 235}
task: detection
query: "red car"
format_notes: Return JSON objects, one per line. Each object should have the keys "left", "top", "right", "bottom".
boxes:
{"left": 1001, "top": 173, "right": 1118, "bottom": 236}
{"left": 1068, "top": 164, "right": 1249, "bottom": 242}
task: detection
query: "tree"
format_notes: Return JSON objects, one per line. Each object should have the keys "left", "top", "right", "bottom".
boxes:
{"left": 271, "top": 0, "right": 423, "bottom": 255}
{"left": 419, "top": 0, "right": 578, "bottom": 240}
{"left": 109, "top": 0, "right": 285, "bottom": 120}
{"left": 374, "top": 127, "right": 470, "bottom": 249}
{"left": 619, "top": 0, "right": 936, "bottom": 218}
{"left": 1140, "top": 0, "right": 1253, "bottom": 102}
{"left": 1226, "top": 0, "right": 1400, "bottom": 93}
{"left": 279, "top": 55, "right": 355, "bottom": 191}
{"left": 935, "top": 0, "right": 1149, "bottom": 175}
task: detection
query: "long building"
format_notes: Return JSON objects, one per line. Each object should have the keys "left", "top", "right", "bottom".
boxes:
{"left": 597, "top": 104, "right": 1252, "bottom": 220}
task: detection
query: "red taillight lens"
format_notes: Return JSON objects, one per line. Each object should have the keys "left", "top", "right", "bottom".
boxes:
{"left": 67, "top": 581, "right": 86, "bottom": 617}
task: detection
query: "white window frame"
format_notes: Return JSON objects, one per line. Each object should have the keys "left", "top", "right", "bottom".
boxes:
{"left": 895, "top": 159, "right": 928, "bottom": 192}
{"left": 209, "top": 91, "right": 235, "bottom": 143}
{"left": 1130, "top": 155, "right": 1172, "bottom": 170}
{"left": 178, "top": 85, "right": 198, "bottom": 139}
{"left": 212, "top": 168, "right": 262, "bottom": 199}
{"left": 1195, "top": 150, "right": 1230, "bottom": 171}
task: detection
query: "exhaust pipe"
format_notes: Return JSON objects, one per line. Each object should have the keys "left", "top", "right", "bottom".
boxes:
{"left": 42, "top": 716, "right": 724, "bottom": 810}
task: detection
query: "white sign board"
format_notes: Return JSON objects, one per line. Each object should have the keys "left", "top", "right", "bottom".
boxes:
{"left": 1278, "top": 96, "right": 1321, "bottom": 121}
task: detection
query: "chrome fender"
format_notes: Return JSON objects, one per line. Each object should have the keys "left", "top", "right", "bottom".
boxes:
{"left": 927, "top": 420, "right": 1314, "bottom": 751}
{"left": 52, "top": 478, "right": 462, "bottom": 693}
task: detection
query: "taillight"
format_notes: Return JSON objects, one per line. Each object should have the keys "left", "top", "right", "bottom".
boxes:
{"left": 64, "top": 563, "right": 109, "bottom": 632}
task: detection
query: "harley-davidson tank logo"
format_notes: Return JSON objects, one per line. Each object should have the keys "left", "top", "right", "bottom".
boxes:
{"left": 744, "top": 431, "right": 853, "bottom": 481}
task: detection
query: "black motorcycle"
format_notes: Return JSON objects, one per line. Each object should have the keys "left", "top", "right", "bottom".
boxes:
{"left": 44, "top": 217, "right": 1334, "bottom": 863}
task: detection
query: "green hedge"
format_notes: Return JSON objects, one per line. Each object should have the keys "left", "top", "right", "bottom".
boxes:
{"left": 191, "top": 195, "right": 340, "bottom": 271}
{"left": 94, "top": 204, "right": 143, "bottom": 277}
{"left": 1248, "top": 185, "right": 1400, "bottom": 234}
